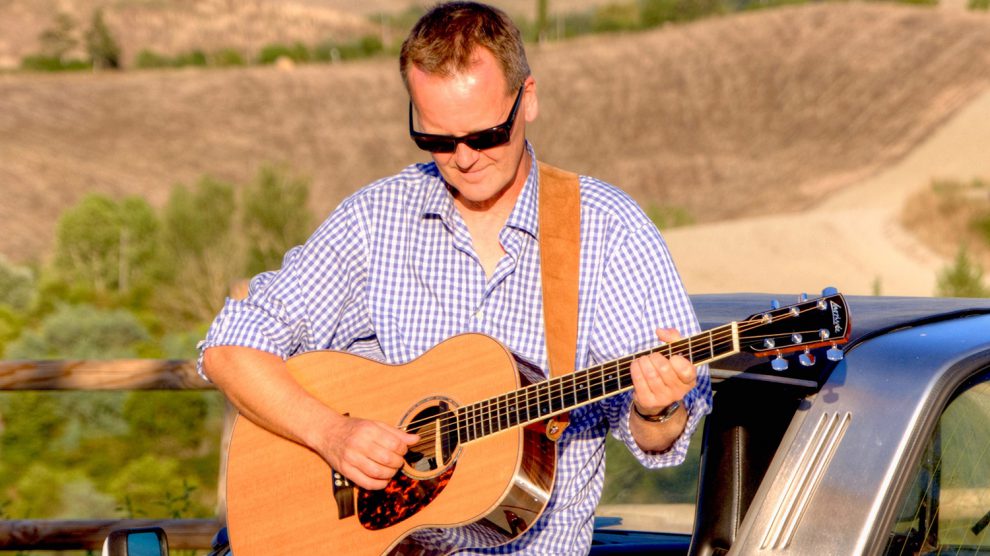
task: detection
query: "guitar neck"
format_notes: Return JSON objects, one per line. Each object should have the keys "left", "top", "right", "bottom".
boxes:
{"left": 451, "top": 322, "right": 740, "bottom": 444}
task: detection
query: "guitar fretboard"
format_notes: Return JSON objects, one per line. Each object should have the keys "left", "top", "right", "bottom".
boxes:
{"left": 447, "top": 322, "right": 739, "bottom": 445}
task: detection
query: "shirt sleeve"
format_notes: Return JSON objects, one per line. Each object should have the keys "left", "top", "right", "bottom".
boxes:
{"left": 196, "top": 201, "right": 371, "bottom": 380}
{"left": 591, "top": 221, "right": 713, "bottom": 469}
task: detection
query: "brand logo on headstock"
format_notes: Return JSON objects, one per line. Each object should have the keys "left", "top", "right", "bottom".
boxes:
{"left": 830, "top": 301, "right": 843, "bottom": 333}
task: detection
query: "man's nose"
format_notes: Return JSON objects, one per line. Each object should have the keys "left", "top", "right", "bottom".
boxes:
{"left": 452, "top": 141, "right": 480, "bottom": 168}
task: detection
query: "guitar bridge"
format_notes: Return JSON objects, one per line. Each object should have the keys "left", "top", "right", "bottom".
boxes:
{"left": 332, "top": 469, "right": 356, "bottom": 519}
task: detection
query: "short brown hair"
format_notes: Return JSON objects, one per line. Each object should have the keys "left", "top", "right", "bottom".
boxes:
{"left": 399, "top": 2, "right": 530, "bottom": 94}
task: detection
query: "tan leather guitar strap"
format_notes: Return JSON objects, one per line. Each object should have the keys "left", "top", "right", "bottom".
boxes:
{"left": 537, "top": 162, "right": 580, "bottom": 441}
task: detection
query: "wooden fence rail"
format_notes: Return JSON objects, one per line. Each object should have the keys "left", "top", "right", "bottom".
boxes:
{"left": 0, "top": 360, "right": 228, "bottom": 552}
{"left": 0, "top": 360, "right": 214, "bottom": 390}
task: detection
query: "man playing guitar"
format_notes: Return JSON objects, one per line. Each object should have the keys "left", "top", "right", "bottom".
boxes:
{"left": 200, "top": 3, "right": 711, "bottom": 553}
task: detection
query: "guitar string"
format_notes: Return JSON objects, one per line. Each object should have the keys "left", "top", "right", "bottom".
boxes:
{"left": 406, "top": 319, "right": 840, "bottom": 448}
{"left": 403, "top": 301, "right": 844, "bottom": 446}
{"left": 404, "top": 324, "right": 832, "bottom": 449}
{"left": 401, "top": 301, "right": 844, "bottom": 445}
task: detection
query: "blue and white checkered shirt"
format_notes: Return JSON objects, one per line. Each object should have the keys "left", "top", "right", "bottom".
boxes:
{"left": 200, "top": 145, "right": 712, "bottom": 554}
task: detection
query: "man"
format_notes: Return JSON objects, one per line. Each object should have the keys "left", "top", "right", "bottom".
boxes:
{"left": 200, "top": 2, "right": 711, "bottom": 554}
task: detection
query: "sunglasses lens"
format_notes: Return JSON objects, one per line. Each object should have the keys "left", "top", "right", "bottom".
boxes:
{"left": 464, "top": 129, "right": 510, "bottom": 151}
{"left": 413, "top": 135, "right": 457, "bottom": 153}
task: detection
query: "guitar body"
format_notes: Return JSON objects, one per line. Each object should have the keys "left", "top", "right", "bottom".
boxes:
{"left": 225, "top": 334, "right": 558, "bottom": 555}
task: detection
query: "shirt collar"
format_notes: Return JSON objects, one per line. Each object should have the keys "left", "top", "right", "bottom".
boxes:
{"left": 503, "top": 142, "right": 540, "bottom": 238}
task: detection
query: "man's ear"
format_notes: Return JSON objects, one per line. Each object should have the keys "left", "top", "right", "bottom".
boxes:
{"left": 523, "top": 76, "right": 539, "bottom": 122}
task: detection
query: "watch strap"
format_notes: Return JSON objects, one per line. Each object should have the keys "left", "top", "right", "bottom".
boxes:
{"left": 633, "top": 400, "right": 681, "bottom": 423}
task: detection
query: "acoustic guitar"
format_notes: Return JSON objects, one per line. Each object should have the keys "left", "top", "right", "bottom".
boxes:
{"left": 225, "top": 292, "right": 851, "bottom": 555}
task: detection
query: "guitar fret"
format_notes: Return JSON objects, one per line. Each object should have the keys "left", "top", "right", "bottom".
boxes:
{"left": 473, "top": 402, "right": 483, "bottom": 440}
{"left": 561, "top": 375, "right": 576, "bottom": 409}
{"left": 574, "top": 373, "right": 585, "bottom": 404}
{"left": 483, "top": 399, "right": 493, "bottom": 437}
{"left": 499, "top": 396, "right": 509, "bottom": 432}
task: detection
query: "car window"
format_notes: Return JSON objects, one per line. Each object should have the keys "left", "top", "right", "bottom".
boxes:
{"left": 884, "top": 371, "right": 990, "bottom": 555}
{"left": 595, "top": 417, "right": 705, "bottom": 534}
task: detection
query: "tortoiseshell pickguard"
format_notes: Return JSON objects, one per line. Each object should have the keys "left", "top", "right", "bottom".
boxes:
{"left": 357, "top": 464, "right": 457, "bottom": 530}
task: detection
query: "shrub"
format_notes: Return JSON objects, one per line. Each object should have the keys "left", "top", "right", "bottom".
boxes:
{"left": 134, "top": 49, "right": 172, "bottom": 69}
{"left": 0, "top": 256, "right": 36, "bottom": 312}
{"left": 173, "top": 49, "right": 208, "bottom": 67}
{"left": 211, "top": 48, "right": 245, "bottom": 67}
{"left": 972, "top": 0, "right": 990, "bottom": 9}
{"left": 647, "top": 204, "right": 695, "bottom": 229}
{"left": 4, "top": 304, "right": 150, "bottom": 359}
{"left": 242, "top": 166, "right": 312, "bottom": 275}
{"left": 257, "top": 42, "right": 310, "bottom": 65}
{"left": 593, "top": 3, "right": 642, "bottom": 32}
{"left": 935, "top": 247, "right": 989, "bottom": 298}
{"left": 315, "top": 35, "right": 384, "bottom": 63}
{"left": 20, "top": 54, "right": 90, "bottom": 71}
{"left": 641, "top": 0, "right": 726, "bottom": 25}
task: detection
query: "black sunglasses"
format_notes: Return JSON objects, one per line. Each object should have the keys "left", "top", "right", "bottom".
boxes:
{"left": 409, "top": 86, "right": 525, "bottom": 153}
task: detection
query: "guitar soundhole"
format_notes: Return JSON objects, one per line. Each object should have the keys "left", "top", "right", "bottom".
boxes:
{"left": 401, "top": 399, "right": 460, "bottom": 479}
{"left": 356, "top": 398, "right": 461, "bottom": 530}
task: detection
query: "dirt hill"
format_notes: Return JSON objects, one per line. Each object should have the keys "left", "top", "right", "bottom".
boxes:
{"left": 0, "top": 0, "right": 617, "bottom": 69}
{"left": 2, "top": 3, "right": 990, "bottom": 263}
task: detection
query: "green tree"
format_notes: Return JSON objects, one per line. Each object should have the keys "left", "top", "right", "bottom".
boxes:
{"left": 122, "top": 391, "right": 210, "bottom": 454}
{"left": 936, "top": 247, "right": 990, "bottom": 298}
{"left": 155, "top": 176, "right": 239, "bottom": 324}
{"left": 108, "top": 455, "right": 211, "bottom": 518}
{"left": 4, "top": 304, "right": 150, "bottom": 360}
{"left": 242, "top": 166, "right": 312, "bottom": 276}
{"left": 0, "top": 392, "right": 66, "bottom": 472}
{"left": 0, "top": 255, "right": 36, "bottom": 312}
{"left": 52, "top": 194, "right": 159, "bottom": 301}
{"left": 85, "top": 9, "right": 121, "bottom": 70}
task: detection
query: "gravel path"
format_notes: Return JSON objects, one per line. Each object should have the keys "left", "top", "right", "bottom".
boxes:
{"left": 664, "top": 87, "right": 990, "bottom": 297}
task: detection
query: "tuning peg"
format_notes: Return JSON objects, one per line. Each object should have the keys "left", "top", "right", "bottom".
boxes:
{"left": 821, "top": 286, "right": 838, "bottom": 296}
{"left": 771, "top": 353, "right": 789, "bottom": 372}
{"left": 799, "top": 292, "right": 808, "bottom": 302}
{"left": 771, "top": 299, "right": 781, "bottom": 310}
{"left": 827, "top": 344, "right": 844, "bottom": 362}
{"left": 799, "top": 348, "right": 815, "bottom": 367}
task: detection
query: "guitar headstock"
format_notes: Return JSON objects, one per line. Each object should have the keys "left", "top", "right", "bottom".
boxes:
{"left": 739, "top": 289, "right": 851, "bottom": 370}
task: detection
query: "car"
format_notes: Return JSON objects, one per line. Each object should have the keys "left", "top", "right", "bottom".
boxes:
{"left": 107, "top": 292, "right": 990, "bottom": 556}
{"left": 593, "top": 292, "right": 990, "bottom": 556}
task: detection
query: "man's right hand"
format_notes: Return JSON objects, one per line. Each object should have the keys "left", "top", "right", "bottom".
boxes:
{"left": 319, "top": 416, "right": 420, "bottom": 490}
{"left": 203, "top": 346, "right": 421, "bottom": 492}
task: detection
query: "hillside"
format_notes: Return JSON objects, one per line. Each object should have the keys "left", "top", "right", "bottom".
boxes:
{"left": 0, "top": 0, "right": 618, "bottom": 69}
{"left": 0, "top": 0, "right": 380, "bottom": 70}
{"left": 2, "top": 3, "right": 990, "bottom": 263}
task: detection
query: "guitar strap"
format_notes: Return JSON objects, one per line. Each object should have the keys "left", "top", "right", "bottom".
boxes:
{"left": 537, "top": 162, "right": 581, "bottom": 441}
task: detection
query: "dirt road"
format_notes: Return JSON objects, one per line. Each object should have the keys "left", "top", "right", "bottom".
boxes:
{"left": 664, "top": 87, "right": 990, "bottom": 297}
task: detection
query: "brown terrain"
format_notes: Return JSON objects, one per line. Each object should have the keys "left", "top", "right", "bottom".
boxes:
{"left": 2, "top": 2, "right": 990, "bottom": 295}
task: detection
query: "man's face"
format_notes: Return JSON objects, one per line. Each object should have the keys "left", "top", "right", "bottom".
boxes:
{"left": 407, "top": 48, "right": 538, "bottom": 211}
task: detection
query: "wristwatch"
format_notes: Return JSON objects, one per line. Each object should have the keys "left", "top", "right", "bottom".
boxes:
{"left": 633, "top": 400, "right": 681, "bottom": 423}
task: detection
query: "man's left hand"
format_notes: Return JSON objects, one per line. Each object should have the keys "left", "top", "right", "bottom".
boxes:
{"left": 629, "top": 327, "right": 697, "bottom": 416}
